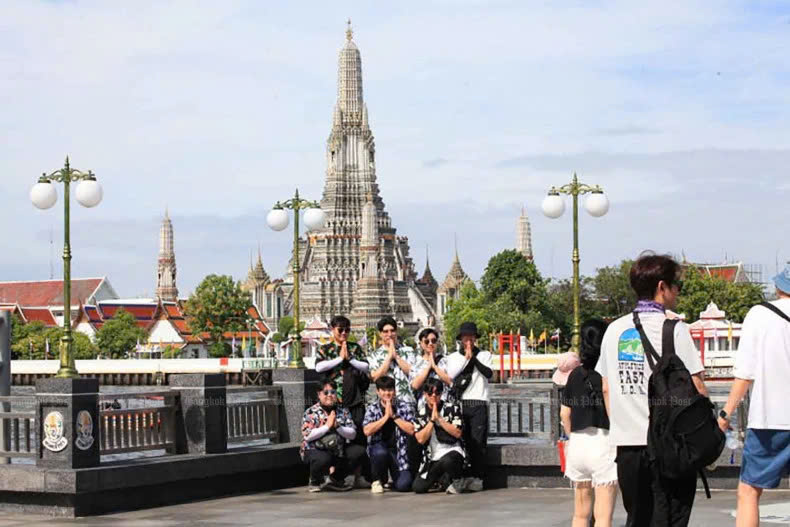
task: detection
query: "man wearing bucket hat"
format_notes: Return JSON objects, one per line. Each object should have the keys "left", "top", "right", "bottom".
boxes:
{"left": 717, "top": 264, "right": 790, "bottom": 527}
{"left": 445, "top": 321, "right": 493, "bottom": 492}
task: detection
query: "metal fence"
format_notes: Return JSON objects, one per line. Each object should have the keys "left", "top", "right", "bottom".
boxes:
{"left": 99, "top": 391, "right": 179, "bottom": 455}
{"left": 227, "top": 386, "right": 282, "bottom": 444}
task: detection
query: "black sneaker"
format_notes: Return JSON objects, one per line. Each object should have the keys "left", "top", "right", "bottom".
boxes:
{"left": 323, "top": 478, "right": 352, "bottom": 492}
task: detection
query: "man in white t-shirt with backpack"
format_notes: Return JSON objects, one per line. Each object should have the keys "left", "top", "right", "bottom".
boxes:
{"left": 718, "top": 265, "right": 790, "bottom": 527}
{"left": 596, "top": 253, "right": 709, "bottom": 527}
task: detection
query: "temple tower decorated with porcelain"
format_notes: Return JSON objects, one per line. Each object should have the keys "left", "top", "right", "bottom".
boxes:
{"left": 155, "top": 209, "right": 178, "bottom": 302}
{"left": 290, "top": 22, "right": 428, "bottom": 329}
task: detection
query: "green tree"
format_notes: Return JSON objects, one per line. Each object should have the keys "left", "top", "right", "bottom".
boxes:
{"left": 591, "top": 259, "right": 637, "bottom": 318}
{"left": 10, "top": 315, "right": 98, "bottom": 360}
{"left": 95, "top": 308, "right": 148, "bottom": 359}
{"left": 481, "top": 250, "right": 550, "bottom": 313}
{"left": 545, "top": 277, "right": 599, "bottom": 349}
{"left": 676, "top": 267, "right": 764, "bottom": 323}
{"left": 270, "top": 315, "right": 305, "bottom": 344}
{"left": 185, "top": 274, "right": 252, "bottom": 358}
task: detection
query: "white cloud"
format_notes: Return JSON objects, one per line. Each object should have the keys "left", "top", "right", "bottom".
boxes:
{"left": 1, "top": 1, "right": 789, "bottom": 296}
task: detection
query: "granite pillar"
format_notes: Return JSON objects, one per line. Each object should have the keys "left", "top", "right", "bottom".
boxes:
{"left": 170, "top": 374, "right": 227, "bottom": 455}
{"left": 35, "top": 377, "right": 100, "bottom": 469}
{"left": 272, "top": 368, "right": 319, "bottom": 443}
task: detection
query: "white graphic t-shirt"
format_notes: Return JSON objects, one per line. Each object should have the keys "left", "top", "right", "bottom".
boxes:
{"left": 596, "top": 311, "right": 704, "bottom": 446}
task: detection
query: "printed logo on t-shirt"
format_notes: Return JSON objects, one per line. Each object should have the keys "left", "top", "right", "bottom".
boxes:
{"left": 617, "top": 328, "right": 646, "bottom": 395}
{"left": 617, "top": 328, "right": 644, "bottom": 362}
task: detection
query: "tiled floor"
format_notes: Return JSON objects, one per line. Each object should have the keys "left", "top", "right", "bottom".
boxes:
{"left": 1, "top": 487, "right": 790, "bottom": 526}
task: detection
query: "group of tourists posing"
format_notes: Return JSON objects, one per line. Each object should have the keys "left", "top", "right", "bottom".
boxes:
{"left": 558, "top": 252, "right": 790, "bottom": 527}
{"left": 300, "top": 252, "right": 790, "bottom": 527}
{"left": 301, "top": 316, "right": 492, "bottom": 495}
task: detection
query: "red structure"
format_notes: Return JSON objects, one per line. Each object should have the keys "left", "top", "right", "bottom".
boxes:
{"left": 496, "top": 332, "right": 522, "bottom": 382}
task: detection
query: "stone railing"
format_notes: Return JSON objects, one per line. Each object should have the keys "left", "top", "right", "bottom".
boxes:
{"left": 227, "top": 386, "right": 282, "bottom": 444}
{"left": 489, "top": 383, "right": 560, "bottom": 441}
{"left": 0, "top": 395, "right": 36, "bottom": 460}
{"left": 98, "top": 391, "right": 179, "bottom": 455}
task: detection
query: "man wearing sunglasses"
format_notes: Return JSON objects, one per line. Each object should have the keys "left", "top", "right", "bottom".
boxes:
{"left": 301, "top": 379, "right": 366, "bottom": 492}
{"left": 596, "top": 252, "right": 708, "bottom": 527}
{"left": 315, "top": 315, "right": 371, "bottom": 488}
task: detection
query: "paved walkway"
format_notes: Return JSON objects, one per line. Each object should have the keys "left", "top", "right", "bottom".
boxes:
{"left": 2, "top": 488, "right": 790, "bottom": 526}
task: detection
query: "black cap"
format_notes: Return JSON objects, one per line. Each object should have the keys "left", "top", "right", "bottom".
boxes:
{"left": 456, "top": 321, "right": 480, "bottom": 340}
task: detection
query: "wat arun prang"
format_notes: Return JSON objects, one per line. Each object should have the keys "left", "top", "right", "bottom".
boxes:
{"left": 286, "top": 23, "right": 436, "bottom": 331}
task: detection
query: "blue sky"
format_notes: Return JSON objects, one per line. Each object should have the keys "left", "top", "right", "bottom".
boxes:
{"left": 2, "top": 1, "right": 789, "bottom": 299}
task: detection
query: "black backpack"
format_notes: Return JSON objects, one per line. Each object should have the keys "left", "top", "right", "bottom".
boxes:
{"left": 633, "top": 313, "right": 725, "bottom": 499}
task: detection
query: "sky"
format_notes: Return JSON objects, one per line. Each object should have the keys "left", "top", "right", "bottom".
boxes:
{"left": 2, "top": 1, "right": 789, "bottom": 298}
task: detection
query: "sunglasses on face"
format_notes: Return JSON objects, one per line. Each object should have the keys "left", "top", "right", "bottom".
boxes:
{"left": 424, "top": 390, "right": 441, "bottom": 397}
{"left": 381, "top": 328, "right": 396, "bottom": 333}
{"left": 422, "top": 338, "right": 438, "bottom": 344}
{"left": 335, "top": 327, "right": 351, "bottom": 334}
{"left": 321, "top": 389, "right": 337, "bottom": 396}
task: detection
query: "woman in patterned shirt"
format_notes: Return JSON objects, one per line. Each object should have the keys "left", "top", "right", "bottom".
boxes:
{"left": 410, "top": 327, "right": 454, "bottom": 408}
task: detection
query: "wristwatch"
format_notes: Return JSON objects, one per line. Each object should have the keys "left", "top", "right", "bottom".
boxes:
{"left": 718, "top": 409, "right": 729, "bottom": 421}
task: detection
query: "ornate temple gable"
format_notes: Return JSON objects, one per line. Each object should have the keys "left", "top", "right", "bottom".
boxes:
{"left": 155, "top": 209, "right": 178, "bottom": 303}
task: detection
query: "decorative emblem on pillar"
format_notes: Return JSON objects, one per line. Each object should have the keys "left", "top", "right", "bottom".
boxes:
{"left": 75, "top": 410, "right": 95, "bottom": 451}
{"left": 42, "top": 411, "right": 68, "bottom": 452}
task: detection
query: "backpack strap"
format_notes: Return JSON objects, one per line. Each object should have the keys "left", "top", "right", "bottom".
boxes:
{"left": 699, "top": 470, "right": 712, "bottom": 499}
{"left": 632, "top": 312, "right": 662, "bottom": 372}
{"left": 661, "top": 319, "right": 680, "bottom": 358}
{"left": 759, "top": 302, "right": 790, "bottom": 323}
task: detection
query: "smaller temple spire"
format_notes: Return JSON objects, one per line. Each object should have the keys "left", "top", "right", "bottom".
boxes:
{"left": 346, "top": 18, "right": 353, "bottom": 41}
{"left": 516, "top": 206, "right": 534, "bottom": 261}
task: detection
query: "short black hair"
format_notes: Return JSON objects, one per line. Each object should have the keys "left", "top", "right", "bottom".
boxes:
{"left": 579, "top": 319, "right": 608, "bottom": 370}
{"left": 316, "top": 377, "right": 337, "bottom": 393}
{"left": 330, "top": 315, "right": 351, "bottom": 329}
{"left": 418, "top": 328, "right": 439, "bottom": 341}
{"left": 629, "top": 252, "right": 681, "bottom": 300}
{"left": 375, "top": 376, "right": 396, "bottom": 391}
{"left": 423, "top": 377, "right": 444, "bottom": 394}
{"left": 377, "top": 316, "right": 397, "bottom": 332}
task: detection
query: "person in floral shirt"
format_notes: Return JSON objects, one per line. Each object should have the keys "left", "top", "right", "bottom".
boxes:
{"left": 412, "top": 378, "right": 465, "bottom": 494}
{"left": 362, "top": 376, "right": 416, "bottom": 493}
{"left": 410, "top": 327, "right": 454, "bottom": 409}
{"left": 369, "top": 316, "right": 420, "bottom": 406}
{"left": 301, "top": 378, "right": 367, "bottom": 492}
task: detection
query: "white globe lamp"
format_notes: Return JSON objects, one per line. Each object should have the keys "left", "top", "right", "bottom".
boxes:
{"left": 266, "top": 208, "right": 289, "bottom": 231}
{"left": 303, "top": 208, "right": 326, "bottom": 231}
{"left": 75, "top": 179, "right": 103, "bottom": 208}
{"left": 30, "top": 181, "right": 58, "bottom": 210}
{"left": 585, "top": 192, "right": 609, "bottom": 217}
{"left": 541, "top": 193, "right": 565, "bottom": 219}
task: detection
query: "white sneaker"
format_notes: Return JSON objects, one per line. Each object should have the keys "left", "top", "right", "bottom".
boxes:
{"left": 354, "top": 475, "right": 372, "bottom": 489}
{"left": 466, "top": 478, "right": 484, "bottom": 492}
{"left": 371, "top": 481, "right": 385, "bottom": 494}
{"left": 446, "top": 480, "right": 463, "bottom": 494}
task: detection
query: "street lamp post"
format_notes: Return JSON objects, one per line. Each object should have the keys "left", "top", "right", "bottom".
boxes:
{"left": 542, "top": 172, "right": 609, "bottom": 354}
{"left": 266, "top": 189, "right": 325, "bottom": 368}
{"left": 30, "top": 157, "right": 103, "bottom": 378}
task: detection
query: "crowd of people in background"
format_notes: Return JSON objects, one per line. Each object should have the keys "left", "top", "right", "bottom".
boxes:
{"left": 302, "top": 315, "right": 492, "bottom": 494}
{"left": 298, "top": 252, "right": 790, "bottom": 527}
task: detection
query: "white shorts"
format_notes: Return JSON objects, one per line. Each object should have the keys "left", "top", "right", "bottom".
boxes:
{"left": 564, "top": 426, "right": 617, "bottom": 487}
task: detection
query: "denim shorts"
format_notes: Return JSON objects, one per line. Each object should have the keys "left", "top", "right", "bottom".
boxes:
{"left": 740, "top": 429, "right": 790, "bottom": 489}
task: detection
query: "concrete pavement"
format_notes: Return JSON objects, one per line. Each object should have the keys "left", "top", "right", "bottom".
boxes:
{"left": 2, "top": 487, "right": 790, "bottom": 526}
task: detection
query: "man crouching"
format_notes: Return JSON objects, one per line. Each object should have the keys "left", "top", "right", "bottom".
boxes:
{"left": 413, "top": 378, "right": 465, "bottom": 494}
{"left": 363, "top": 376, "right": 416, "bottom": 493}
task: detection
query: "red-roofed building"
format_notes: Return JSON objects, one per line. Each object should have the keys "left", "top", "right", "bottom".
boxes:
{"left": 682, "top": 262, "right": 750, "bottom": 283}
{"left": 0, "top": 277, "right": 118, "bottom": 327}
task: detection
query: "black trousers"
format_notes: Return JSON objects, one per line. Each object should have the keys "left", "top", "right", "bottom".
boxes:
{"left": 413, "top": 451, "right": 464, "bottom": 494}
{"left": 304, "top": 444, "right": 367, "bottom": 485}
{"left": 462, "top": 401, "right": 489, "bottom": 479}
{"left": 616, "top": 446, "right": 697, "bottom": 527}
